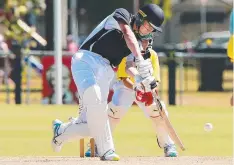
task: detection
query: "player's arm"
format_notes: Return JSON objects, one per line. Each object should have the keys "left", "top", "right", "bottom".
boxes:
{"left": 126, "top": 65, "right": 139, "bottom": 78}
{"left": 117, "top": 56, "right": 136, "bottom": 90}
{"left": 120, "top": 76, "right": 147, "bottom": 104}
{"left": 125, "top": 54, "right": 141, "bottom": 79}
{"left": 113, "top": 8, "right": 157, "bottom": 91}
{"left": 125, "top": 40, "right": 152, "bottom": 78}
{"left": 120, "top": 77, "right": 134, "bottom": 90}
{"left": 113, "top": 8, "right": 143, "bottom": 61}
{"left": 117, "top": 56, "right": 141, "bottom": 90}
{"left": 119, "top": 23, "right": 143, "bottom": 60}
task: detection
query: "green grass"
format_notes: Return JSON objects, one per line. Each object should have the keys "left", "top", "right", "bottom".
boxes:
{"left": 0, "top": 105, "right": 232, "bottom": 156}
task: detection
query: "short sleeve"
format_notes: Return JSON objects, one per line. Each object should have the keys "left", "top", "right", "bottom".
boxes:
{"left": 149, "top": 49, "right": 161, "bottom": 82}
{"left": 113, "top": 8, "right": 131, "bottom": 25}
{"left": 117, "top": 57, "right": 129, "bottom": 79}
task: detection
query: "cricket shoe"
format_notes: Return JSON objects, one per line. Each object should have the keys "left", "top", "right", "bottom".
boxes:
{"left": 164, "top": 144, "right": 178, "bottom": 157}
{"left": 51, "top": 119, "right": 63, "bottom": 152}
{"left": 85, "top": 145, "right": 99, "bottom": 157}
{"left": 100, "top": 150, "right": 120, "bottom": 161}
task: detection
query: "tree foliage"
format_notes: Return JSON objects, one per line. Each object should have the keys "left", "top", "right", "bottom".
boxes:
{"left": 1, "top": 0, "right": 46, "bottom": 47}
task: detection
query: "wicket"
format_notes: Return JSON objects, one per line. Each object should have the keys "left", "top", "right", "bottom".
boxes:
{"left": 79, "top": 138, "right": 95, "bottom": 157}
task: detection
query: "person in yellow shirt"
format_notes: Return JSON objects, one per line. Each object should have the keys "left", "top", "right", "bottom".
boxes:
{"left": 227, "top": 35, "right": 233, "bottom": 63}
{"left": 227, "top": 10, "right": 233, "bottom": 106}
{"left": 228, "top": 35, "right": 233, "bottom": 106}
{"left": 107, "top": 40, "right": 178, "bottom": 157}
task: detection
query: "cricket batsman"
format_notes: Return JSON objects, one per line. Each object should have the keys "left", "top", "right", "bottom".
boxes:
{"left": 51, "top": 4, "right": 165, "bottom": 161}
{"left": 108, "top": 46, "right": 178, "bottom": 157}
{"left": 85, "top": 40, "right": 178, "bottom": 157}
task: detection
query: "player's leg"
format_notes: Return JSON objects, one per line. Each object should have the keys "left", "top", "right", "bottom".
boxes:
{"left": 53, "top": 51, "right": 119, "bottom": 161}
{"left": 74, "top": 51, "right": 119, "bottom": 160}
{"left": 108, "top": 81, "right": 135, "bottom": 132}
{"left": 137, "top": 101, "right": 178, "bottom": 157}
{"left": 52, "top": 51, "right": 97, "bottom": 152}
{"left": 75, "top": 95, "right": 98, "bottom": 157}
{"left": 52, "top": 117, "right": 90, "bottom": 152}
{"left": 85, "top": 81, "right": 134, "bottom": 157}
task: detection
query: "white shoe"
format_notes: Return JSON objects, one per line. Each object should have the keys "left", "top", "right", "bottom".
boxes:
{"left": 51, "top": 119, "right": 63, "bottom": 152}
{"left": 164, "top": 144, "right": 178, "bottom": 157}
{"left": 100, "top": 150, "right": 120, "bottom": 161}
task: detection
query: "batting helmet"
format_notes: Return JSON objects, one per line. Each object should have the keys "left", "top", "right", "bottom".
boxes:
{"left": 136, "top": 4, "right": 164, "bottom": 33}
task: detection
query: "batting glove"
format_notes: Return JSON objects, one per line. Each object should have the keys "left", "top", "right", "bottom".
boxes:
{"left": 135, "top": 58, "right": 154, "bottom": 79}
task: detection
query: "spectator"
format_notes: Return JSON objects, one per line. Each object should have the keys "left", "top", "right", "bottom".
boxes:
{"left": 0, "top": 34, "right": 15, "bottom": 85}
{"left": 227, "top": 10, "right": 234, "bottom": 106}
{"left": 66, "top": 35, "right": 79, "bottom": 53}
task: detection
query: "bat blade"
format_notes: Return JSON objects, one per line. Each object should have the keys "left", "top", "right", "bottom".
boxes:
{"left": 153, "top": 92, "right": 185, "bottom": 151}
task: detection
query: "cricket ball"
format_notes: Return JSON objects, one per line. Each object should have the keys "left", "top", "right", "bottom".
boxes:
{"left": 204, "top": 123, "right": 213, "bottom": 132}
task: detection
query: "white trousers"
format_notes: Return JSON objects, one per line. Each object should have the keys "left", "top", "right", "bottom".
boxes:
{"left": 111, "top": 80, "right": 161, "bottom": 118}
{"left": 56, "top": 50, "right": 115, "bottom": 156}
{"left": 108, "top": 80, "right": 174, "bottom": 148}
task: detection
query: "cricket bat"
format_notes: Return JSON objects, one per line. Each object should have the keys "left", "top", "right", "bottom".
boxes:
{"left": 17, "top": 19, "right": 47, "bottom": 46}
{"left": 152, "top": 89, "right": 185, "bottom": 151}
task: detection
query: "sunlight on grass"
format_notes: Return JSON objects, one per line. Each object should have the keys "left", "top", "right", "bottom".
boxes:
{"left": 0, "top": 105, "right": 231, "bottom": 156}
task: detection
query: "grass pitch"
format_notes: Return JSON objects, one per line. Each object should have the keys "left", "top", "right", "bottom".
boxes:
{"left": 0, "top": 104, "right": 232, "bottom": 157}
